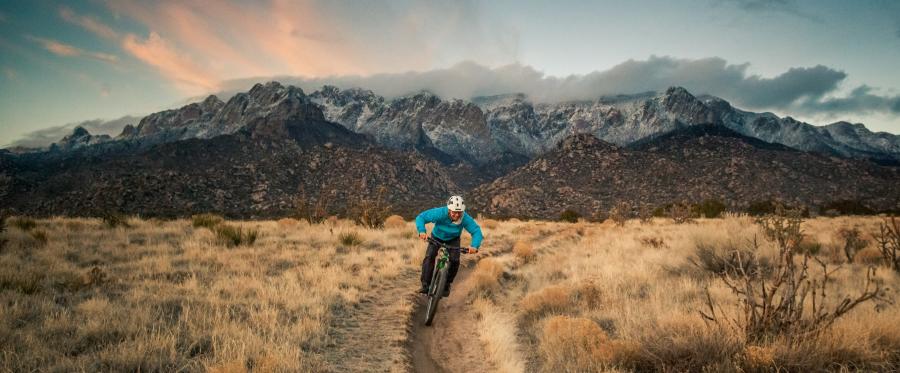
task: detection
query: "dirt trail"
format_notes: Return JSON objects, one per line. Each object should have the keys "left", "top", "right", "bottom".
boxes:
{"left": 409, "top": 256, "right": 495, "bottom": 373}
{"left": 323, "top": 254, "right": 494, "bottom": 373}
{"left": 323, "top": 267, "right": 419, "bottom": 372}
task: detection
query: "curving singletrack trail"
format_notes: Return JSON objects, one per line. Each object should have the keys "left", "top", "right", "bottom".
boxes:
{"left": 408, "top": 256, "right": 495, "bottom": 373}
{"left": 323, "top": 254, "right": 493, "bottom": 373}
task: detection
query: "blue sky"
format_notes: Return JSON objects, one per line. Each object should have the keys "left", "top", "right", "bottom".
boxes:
{"left": 2, "top": 0, "right": 900, "bottom": 146}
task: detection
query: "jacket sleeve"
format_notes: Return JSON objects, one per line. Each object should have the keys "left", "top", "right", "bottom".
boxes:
{"left": 415, "top": 207, "right": 439, "bottom": 234}
{"left": 464, "top": 215, "right": 483, "bottom": 248}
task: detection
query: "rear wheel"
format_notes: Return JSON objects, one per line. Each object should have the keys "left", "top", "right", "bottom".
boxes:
{"left": 424, "top": 267, "right": 448, "bottom": 326}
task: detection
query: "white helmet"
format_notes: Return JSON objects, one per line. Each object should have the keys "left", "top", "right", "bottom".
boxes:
{"left": 447, "top": 195, "right": 466, "bottom": 212}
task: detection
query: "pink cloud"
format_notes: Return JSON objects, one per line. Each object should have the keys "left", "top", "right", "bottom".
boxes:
{"left": 122, "top": 32, "right": 219, "bottom": 93}
{"left": 27, "top": 35, "right": 119, "bottom": 63}
{"left": 59, "top": 6, "right": 120, "bottom": 40}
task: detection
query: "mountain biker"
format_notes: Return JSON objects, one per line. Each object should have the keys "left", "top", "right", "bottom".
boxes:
{"left": 416, "top": 195, "right": 483, "bottom": 297}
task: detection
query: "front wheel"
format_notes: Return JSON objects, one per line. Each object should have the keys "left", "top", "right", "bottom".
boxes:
{"left": 424, "top": 267, "right": 448, "bottom": 326}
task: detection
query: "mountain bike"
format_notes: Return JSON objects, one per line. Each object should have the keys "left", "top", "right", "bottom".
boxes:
{"left": 423, "top": 236, "right": 471, "bottom": 326}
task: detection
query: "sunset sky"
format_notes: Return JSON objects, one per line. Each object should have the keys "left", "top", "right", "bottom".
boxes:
{"left": 2, "top": 0, "right": 900, "bottom": 146}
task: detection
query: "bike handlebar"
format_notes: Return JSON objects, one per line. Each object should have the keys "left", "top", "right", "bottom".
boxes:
{"left": 425, "top": 236, "right": 476, "bottom": 253}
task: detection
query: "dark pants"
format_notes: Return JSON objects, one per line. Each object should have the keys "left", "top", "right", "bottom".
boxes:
{"left": 421, "top": 235, "right": 461, "bottom": 287}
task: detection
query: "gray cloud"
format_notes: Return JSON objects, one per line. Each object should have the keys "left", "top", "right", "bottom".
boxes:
{"left": 715, "top": 0, "right": 821, "bottom": 22}
{"left": 215, "top": 56, "right": 900, "bottom": 123}
{"left": 800, "top": 85, "right": 900, "bottom": 115}
{"left": 6, "top": 115, "right": 141, "bottom": 148}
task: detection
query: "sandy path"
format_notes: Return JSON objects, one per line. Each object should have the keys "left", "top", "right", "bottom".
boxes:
{"left": 409, "top": 255, "right": 495, "bottom": 373}
{"left": 322, "top": 267, "right": 418, "bottom": 372}
{"left": 323, "top": 252, "right": 494, "bottom": 373}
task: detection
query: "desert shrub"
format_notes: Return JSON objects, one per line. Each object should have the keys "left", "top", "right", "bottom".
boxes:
{"left": 691, "top": 241, "right": 770, "bottom": 278}
{"left": 608, "top": 201, "right": 631, "bottom": 227}
{"left": 855, "top": 247, "right": 884, "bottom": 265}
{"left": 637, "top": 203, "right": 654, "bottom": 224}
{"left": 29, "top": 229, "right": 48, "bottom": 246}
{"left": 796, "top": 236, "right": 822, "bottom": 255}
{"left": 512, "top": 240, "right": 535, "bottom": 261}
{"left": 633, "top": 322, "right": 741, "bottom": 372}
{"left": 8, "top": 216, "right": 37, "bottom": 231}
{"left": 214, "top": 224, "right": 258, "bottom": 247}
{"left": 481, "top": 218, "right": 498, "bottom": 229}
{"left": 559, "top": 209, "right": 580, "bottom": 223}
{"left": 338, "top": 231, "right": 363, "bottom": 247}
{"left": 192, "top": 213, "right": 224, "bottom": 229}
{"left": 667, "top": 202, "right": 696, "bottom": 224}
{"left": 348, "top": 186, "right": 392, "bottom": 229}
{"left": 743, "top": 345, "right": 776, "bottom": 369}
{"left": 294, "top": 184, "right": 335, "bottom": 224}
{"left": 277, "top": 217, "right": 300, "bottom": 228}
{"left": 821, "top": 199, "right": 875, "bottom": 216}
{"left": 874, "top": 216, "right": 900, "bottom": 272}
{"left": 694, "top": 199, "right": 726, "bottom": 218}
{"left": 571, "top": 281, "right": 603, "bottom": 309}
{"left": 539, "top": 316, "right": 631, "bottom": 372}
{"left": 100, "top": 212, "right": 130, "bottom": 228}
{"left": 521, "top": 285, "right": 573, "bottom": 320}
{"left": 838, "top": 227, "right": 868, "bottom": 262}
{"left": 703, "top": 206, "right": 888, "bottom": 344}
{"left": 640, "top": 236, "right": 666, "bottom": 249}
{"left": 383, "top": 215, "right": 406, "bottom": 229}
{"left": 470, "top": 258, "right": 504, "bottom": 296}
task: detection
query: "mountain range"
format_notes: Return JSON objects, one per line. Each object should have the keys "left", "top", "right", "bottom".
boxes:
{"left": 1, "top": 82, "right": 898, "bottom": 218}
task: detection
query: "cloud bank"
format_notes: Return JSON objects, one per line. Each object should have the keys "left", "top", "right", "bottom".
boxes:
{"left": 221, "top": 56, "right": 900, "bottom": 118}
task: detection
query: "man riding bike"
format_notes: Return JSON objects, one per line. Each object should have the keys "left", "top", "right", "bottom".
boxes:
{"left": 416, "top": 195, "right": 483, "bottom": 296}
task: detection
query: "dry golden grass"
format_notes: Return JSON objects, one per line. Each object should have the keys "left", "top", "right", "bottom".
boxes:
{"left": 463, "top": 216, "right": 900, "bottom": 372}
{"left": 481, "top": 218, "right": 499, "bottom": 229}
{"left": 383, "top": 215, "right": 406, "bottom": 229}
{"left": 3, "top": 215, "right": 898, "bottom": 372}
{"left": 512, "top": 240, "right": 534, "bottom": 261}
{"left": 0, "top": 216, "right": 423, "bottom": 372}
{"left": 470, "top": 258, "right": 505, "bottom": 295}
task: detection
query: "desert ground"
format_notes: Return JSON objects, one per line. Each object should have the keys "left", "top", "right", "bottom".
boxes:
{"left": 1, "top": 214, "right": 899, "bottom": 372}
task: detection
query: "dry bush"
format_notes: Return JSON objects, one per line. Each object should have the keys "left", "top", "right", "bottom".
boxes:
{"left": 855, "top": 247, "right": 884, "bottom": 265}
{"left": 383, "top": 215, "right": 406, "bottom": 229}
{"left": 539, "top": 316, "right": 632, "bottom": 372}
{"left": 8, "top": 216, "right": 37, "bottom": 231}
{"left": 470, "top": 258, "right": 504, "bottom": 295}
{"left": 338, "top": 231, "right": 363, "bottom": 247}
{"left": 639, "top": 236, "right": 666, "bottom": 249}
{"left": 608, "top": 202, "right": 631, "bottom": 227}
{"left": 637, "top": 203, "right": 654, "bottom": 224}
{"left": 691, "top": 241, "right": 771, "bottom": 278}
{"left": 667, "top": 202, "right": 695, "bottom": 224}
{"left": 559, "top": 209, "right": 580, "bottom": 223}
{"left": 521, "top": 285, "right": 573, "bottom": 320}
{"left": 874, "top": 216, "right": 900, "bottom": 271}
{"left": 838, "top": 227, "right": 869, "bottom": 262}
{"left": 348, "top": 186, "right": 392, "bottom": 229}
{"left": 28, "top": 229, "right": 48, "bottom": 247}
{"left": 101, "top": 212, "right": 130, "bottom": 228}
{"left": 277, "top": 217, "right": 300, "bottom": 228}
{"left": 512, "top": 240, "right": 535, "bottom": 261}
{"left": 294, "top": 184, "right": 334, "bottom": 224}
{"left": 213, "top": 224, "right": 258, "bottom": 247}
{"left": 703, "top": 208, "right": 888, "bottom": 344}
{"left": 743, "top": 345, "right": 776, "bottom": 369}
{"left": 481, "top": 218, "right": 499, "bottom": 229}
{"left": 192, "top": 213, "right": 224, "bottom": 229}
{"left": 473, "top": 298, "right": 526, "bottom": 373}
{"left": 631, "top": 320, "right": 741, "bottom": 372}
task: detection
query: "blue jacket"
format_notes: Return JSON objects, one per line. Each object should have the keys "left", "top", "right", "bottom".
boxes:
{"left": 415, "top": 206, "right": 483, "bottom": 248}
